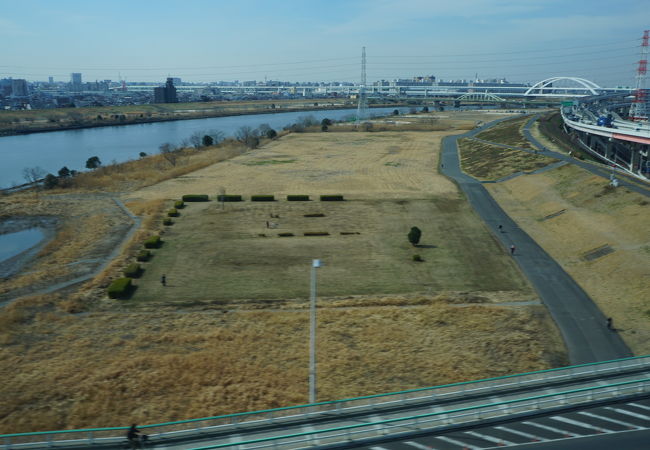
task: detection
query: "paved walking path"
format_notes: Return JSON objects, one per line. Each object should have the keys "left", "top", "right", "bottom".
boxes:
{"left": 440, "top": 118, "right": 632, "bottom": 364}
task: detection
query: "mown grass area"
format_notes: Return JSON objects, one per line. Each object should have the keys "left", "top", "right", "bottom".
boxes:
{"left": 474, "top": 115, "right": 534, "bottom": 149}
{"left": 535, "top": 112, "right": 599, "bottom": 162}
{"left": 459, "top": 139, "right": 556, "bottom": 181}
{"left": 130, "top": 198, "right": 531, "bottom": 305}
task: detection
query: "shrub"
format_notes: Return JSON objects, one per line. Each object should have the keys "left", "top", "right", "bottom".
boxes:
{"left": 304, "top": 231, "right": 330, "bottom": 236}
{"left": 107, "top": 278, "right": 133, "bottom": 299}
{"left": 413, "top": 254, "right": 423, "bottom": 262}
{"left": 182, "top": 194, "right": 209, "bottom": 202}
{"left": 123, "top": 263, "right": 143, "bottom": 278}
{"left": 287, "top": 195, "right": 310, "bottom": 201}
{"left": 278, "top": 232, "right": 295, "bottom": 237}
{"left": 217, "top": 194, "right": 243, "bottom": 202}
{"left": 144, "top": 236, "right": 162, "bottom": 249}
{"left": 251, "top": 195, "right": 275, "bottom": 202}
{"left": 320, "top": 195, "right": 344, "bottom": 201}
{"left": 408, "top": 226, "right": 422, "bottom": 246}
{"left": 304, "top": 213, "right": 325, "bottom": 217}
{"left": 168, "top": 208, "right": 179, "bottom": 217}
{"left": 136, "top": 250, "right": 151, "bottom": 262}
{"left": 163, "top": 218, "right": 174, "bottom": 226}
{"left": 174, "top": 200, "right": 185, "bottom": 209}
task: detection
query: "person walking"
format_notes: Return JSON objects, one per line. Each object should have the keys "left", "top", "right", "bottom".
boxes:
{"left": 498, "top": 224, "right": 503, "bottom": 233}
{"left": 606, "top": 317, "right": 613, "bottom": 330}
{"left": 510, "top": 244, "right": 516, "bottom": 255}
{"left": 161, "top": 274, "right": 166, "bottom": 287}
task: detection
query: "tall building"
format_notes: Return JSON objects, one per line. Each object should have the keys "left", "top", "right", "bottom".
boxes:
{"left": 11, "top": 79, "right": 28, "bottom": 96}
{"left": 48, "top": 76, "right": 54, "bottom": 84}
{"left": 153, "top": 77, "right": 178, "bottom": 103}
{"left": 70, "top": 73, "right": 82, "bottom": 91}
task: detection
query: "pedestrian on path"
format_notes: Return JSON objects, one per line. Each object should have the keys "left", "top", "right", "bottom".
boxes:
{"left": 161, "top": 274, "right": 166, "bottom": 287}
{"left": 510, "top": 244, "right": 516, "bottom": 255}
{"left": 607, "top": 317, "right": 613, "bottom": 330}
{"left": 498, "top": 224, "right": 503, "bottom": 233}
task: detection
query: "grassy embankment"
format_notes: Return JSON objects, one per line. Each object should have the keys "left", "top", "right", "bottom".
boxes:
{"left": 0, "top": 111, "right": 568, "bottom": 433}
{"left": 458, "top": 115, "right": 557, "bottom": 181}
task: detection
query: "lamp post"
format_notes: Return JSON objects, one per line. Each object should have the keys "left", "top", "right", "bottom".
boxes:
{"left": 309, "top": 259, "right": 321, "bottom": 404}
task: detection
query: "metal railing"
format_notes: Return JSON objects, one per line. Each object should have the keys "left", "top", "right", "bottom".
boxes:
{"left": 2, "top": 354, "right": 650, "bottom": 449}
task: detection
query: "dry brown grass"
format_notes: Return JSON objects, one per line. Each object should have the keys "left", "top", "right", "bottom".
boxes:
{"left": 0, "top": 296, "right": 565, "bottom": 433}
{"left": 486, "top": 164, "right": 650, "bottom": 354}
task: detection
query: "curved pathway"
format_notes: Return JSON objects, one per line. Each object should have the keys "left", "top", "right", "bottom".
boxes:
{"left": 440, "top": 118, "right": 632, "bottom": 364}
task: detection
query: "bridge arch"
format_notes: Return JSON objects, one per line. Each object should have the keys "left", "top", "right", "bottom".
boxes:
{"left": 457, "top": 92, "right": 505, "bottom": 102}
{"left": 525, "top": 77, "right": 602, "bottom": 96}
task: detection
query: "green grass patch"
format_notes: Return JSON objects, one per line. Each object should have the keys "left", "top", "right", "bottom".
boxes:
{"left": 167, "top": 208, "right": 179, "bottom": 217}
{"left": 123, "top": 263, "right": 143, "bottom": 278}
{"left": 174, "top": 200, "right": 185, "bottom": 209}
{"left": 136, "top": 250, "right": 152, "bottom": 262}
{"left": 474, "top": 115, "right": 534, "bottom": 149}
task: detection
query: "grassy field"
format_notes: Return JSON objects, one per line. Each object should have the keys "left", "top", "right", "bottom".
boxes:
{"left": 458, "top": 138, "right": 556, "bottom": 181}
{"left": 486, "top": 163, "right": 650, "bottom": 354}
{"left": 0, "top": 111, "right": 572, "bottom": 433}
{"left": 473, "top": 115, "right": 535, "bottom": 149}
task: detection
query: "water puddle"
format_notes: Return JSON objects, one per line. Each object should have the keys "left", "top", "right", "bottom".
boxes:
{"left": 0, "top": 228, "right": 46, "bottom": 263}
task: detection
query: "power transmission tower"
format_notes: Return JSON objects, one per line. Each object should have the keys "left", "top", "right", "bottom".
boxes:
{"left": 630, "top": 30, "right": 649, "bottom": 122}
{"left": 356, "top": 46, "right": 368, "bottom": 122}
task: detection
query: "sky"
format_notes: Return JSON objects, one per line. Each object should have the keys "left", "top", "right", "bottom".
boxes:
{"left": 1, "top": 0, "right": 648, "bottom": 87}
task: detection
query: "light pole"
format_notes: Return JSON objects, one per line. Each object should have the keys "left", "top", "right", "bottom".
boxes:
{"left": 309, "top": 259, "right": 321, "bottom": 404}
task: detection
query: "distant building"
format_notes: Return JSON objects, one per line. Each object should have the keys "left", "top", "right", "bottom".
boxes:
{"left": 11, "top": 79, "right": 28, "bottom": 96}
{"left": 153, "top": 77, "right": 178, "bottom": 103}
{"left": 48, "top": 76, "right": 54, "bottom": 84}
{"left": 171, "top": 77, "right": 181, "bottom": 85}
{"left": 70, "top": 73, "right": 82, "bottom": 91}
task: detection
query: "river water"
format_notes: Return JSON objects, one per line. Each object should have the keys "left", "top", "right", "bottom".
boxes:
{"left": 0, "top": 107, "right": 411, "bottom": 188}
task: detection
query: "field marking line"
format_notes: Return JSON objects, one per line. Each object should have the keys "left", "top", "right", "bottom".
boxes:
{"left": 628, "top": 402, "right": 650, "bottom": 411}
{"left": 522, "top": 421, "right": 575, "bottom": 437}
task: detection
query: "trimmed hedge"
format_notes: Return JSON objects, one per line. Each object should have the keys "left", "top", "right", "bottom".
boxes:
{"left": 278, "top": 232, "right": 295, "bottom": 237}
{"left": 304, "top": 231, "right": 330, "bottom": 236}
{"left": 136, "top": 250, "right": 151, "bottom": 262}
{"left": 144, "top": 236, "right": 162, "bottom": 249}
{"left": 174, "top": 200, "right": 185, "bottom": 209}
{"left": 217, "top": 194, "right": 243, "bottom": 202}
{"left": 107, "top": 277, "right": 133, "bottom": 299}
{"left": 163, "top": 218, "right": 174, "bottom": 226}
{"left": 287, "top": 195, "right": 310, "bottom": 201}
{"left": 251, "top": 195, "right": 275, "bottom": 202}
{"left": 320, "top": 195, "right": 344, "bottom": 201}
{"left": 304, "top": 213, "right": 325, "bottom": 218}
{"left": 168, "top": 208, "right": 179, "bottom": 217}
{"left": 182, "top": 194, "right": 209, "bottom": 202}
{"left": 123, "top": 263, "right": 143, "bottom": 278}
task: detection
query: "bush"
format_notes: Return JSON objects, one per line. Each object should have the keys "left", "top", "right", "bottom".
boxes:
{"left": 304, "top": 213, "right": 325, "bottom": 217}
{"left": 320, "top": 195, "right": 344, "bottom": 201}
{"left": 136, "top": 250, "right": 151, "bottom": 262}
{"left": 278, "top": 232, "right": 295, "bottom": 237}
{"left": 174, "top": 200, "right": 185, "bottom": 209}
{"left": 168, "top": 208, "right": 179, "bottom": 217}
{"left": 304, "top": 231, "right": 330, "bottom": 236}
{"left": 144, "top": 236, "right": 162, "bottom": 249}
{"left": 123, "top": 263, "right": 143, "bottom": 278}
{"left": 217, "top": 194, "right": 243, "bottom": 202}
{"left": 107, "top": 278, "right": 133, "bottom": 299}
{"left": 163, "top": 218, "right": 174, "bottom": 226}
{"left": 412, "top": 254, "right": 423, "bottom": 262}
{"left": 287, "top": 195, "right": 310, "bottom": 201}
{"left": 408, "top": 226, "right": 422, "bottom": 246}
{"left": 251, "top": 195, "right": 275, "bottom": 202}
{"left": 182, "top": 194, "right": 209, "bottom": 202}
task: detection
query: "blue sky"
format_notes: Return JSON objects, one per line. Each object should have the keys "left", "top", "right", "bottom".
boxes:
{"left": 1, "top": 0, "right": 647, "bottom": 86}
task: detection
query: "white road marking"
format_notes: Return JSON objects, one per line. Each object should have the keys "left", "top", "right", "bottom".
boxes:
{"left": 405, "top": 440, "right": 431, "bottom": 449}
{"left": 465, "top": 430, "right": 515, "bottom": 445}
{"left": 605, "top": 407, "right": 650, "bottom": 421}
{"left": 522, "top": 421, "right": 574, "bottom": 436}
{"left": 435, "top": 435, "right": 481, "bottom": 449}
{"left": 628, "top": 402, "right": 650, "bottom": 412}
{"left": 495, "top": 425, "right": 545, "bottom": 441}
{"left": 549, "top": 415, "right": 613, "bottom": 433}
{"left": 370, "top": 446, "right": 390, "bottom": 450}
{"left": 577, "top": 411, "right": 641, "bottom": 429}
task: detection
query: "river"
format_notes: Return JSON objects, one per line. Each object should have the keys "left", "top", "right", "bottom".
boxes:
{"left": 0, "top": 107, "right": 413, "bottom": 188}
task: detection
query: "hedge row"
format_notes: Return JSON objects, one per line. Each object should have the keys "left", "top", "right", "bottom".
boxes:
{"left": 174, "top": 200, "right": 185, "bottom": 209}
{"left": 136, "top": 250, "right": 151, "bottom": 262}
{"left": 320, "top": 195, "right": 344, "bottom": 201}
{"left": 123, "top": 263, "right": 143, "bottom": 278}
{"left": 163, "top": 218, "right": 173, "bottom": 226}
{"left": 168, "top": 208, "right": 179, "bottom": 217}
{"left": 251, "top": 195, "right": 275, "bottom": 202}
{"left": 182, "top": 194, "right": 209, "bottom": 202}
{"left": 108, "top": 278, "right": 133, "bottom": 299}
{"left": 217, "top": 194, "right": 243, "bottom": 202}
{"left": 287, "top": 195, "right": 310, "bottom": 201}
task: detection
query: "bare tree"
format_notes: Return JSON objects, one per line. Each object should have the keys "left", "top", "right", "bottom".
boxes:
{"left": 235, "top": 126, "right": 260, "bottom": 148}
{"left": 189, "top": 131, "right": 203, "bottom": 149}
{"left": 159, "top": 142, "right": 178, "bottom": 166}
{"left": 22, "top": 166, "right": 46, "bottom": 184}
{"left": 207, "top": 129, "right": 225, "bottom": 144}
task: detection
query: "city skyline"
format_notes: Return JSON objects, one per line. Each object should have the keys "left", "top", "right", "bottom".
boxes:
{"left": 1, "top": 0, "right": 648, "bottom": 87}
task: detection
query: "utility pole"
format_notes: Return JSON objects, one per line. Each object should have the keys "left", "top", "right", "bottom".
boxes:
{"left": 309, "top": 259, "right": 321, "bottom": 404}
{"left": 356, "top": 46, "right": 368, "bottom": 123}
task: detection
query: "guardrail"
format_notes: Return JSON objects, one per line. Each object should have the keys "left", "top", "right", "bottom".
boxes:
{"left": 2, "top": 354, "right": 650, "bottom": 449}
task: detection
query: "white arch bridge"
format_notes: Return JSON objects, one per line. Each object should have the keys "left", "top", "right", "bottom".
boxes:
{"left": 524, "top": 77, "right": 603, "bottom": 97}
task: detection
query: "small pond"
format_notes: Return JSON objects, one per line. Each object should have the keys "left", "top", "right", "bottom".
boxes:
{"left": 0, "top": 228, "right": 46, "bottom": 263}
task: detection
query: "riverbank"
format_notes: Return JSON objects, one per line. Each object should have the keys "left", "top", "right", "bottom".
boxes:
{"left": 0, "top": 99, "right": 408, "bottom": 137}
